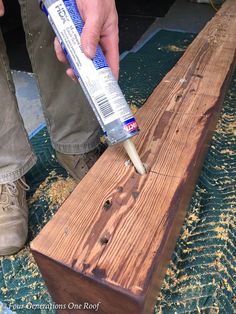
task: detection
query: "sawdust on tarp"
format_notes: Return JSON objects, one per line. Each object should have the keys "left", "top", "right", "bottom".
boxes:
{"left": 29, "top": 170, "right": 77, "bottom": 209}
{"left": 165, "top": 44, "right": 186, "bottom": 52}
{"left": 0, "top": 246, "right": 49, "bottom": 309}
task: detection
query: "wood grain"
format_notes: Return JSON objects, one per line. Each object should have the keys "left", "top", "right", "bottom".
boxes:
{"left": 31, "top": 1, "right": 236, "bottom": 313}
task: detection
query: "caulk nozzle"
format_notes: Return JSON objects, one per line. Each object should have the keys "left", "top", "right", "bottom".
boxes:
{"left": 123, "top": 139, "right": 146, "bottom": 175}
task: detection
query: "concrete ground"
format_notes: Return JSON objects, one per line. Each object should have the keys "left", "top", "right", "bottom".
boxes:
{"left": 12, "top": 71, "right": 45, "bottom": 137}
{"left": 14, "top": 0, "right": 215, "bottom": 137}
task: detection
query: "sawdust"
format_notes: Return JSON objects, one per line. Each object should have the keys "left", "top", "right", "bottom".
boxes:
{"left": 29, "top": 171, "right": 76, "bottom": 209}
{"left": 165, "top": 45, "right": 185, "bottom": 52}
{"left": 216, "top": 114, "right": 236, "bottom": 135}
{"left": 128, "top": 97, "right": 146, "bottom": 108}
{"left": 165, "top": 267, "right": 175, "bottom": 279}
{"left": 214, "top": 226, "right": 228, "bottom": 240}
{"left": 0, "top": 246, "right": 47, "bottom": 308}
{"left": 130, "top": 103, "right": 138, "bottom": 115}
{"left": 0, "top": 287, "right": 8, "bottom": 295}
{"left": 187, "top": 213, "right": 199, "bottom": 223}
{"left": 46, "top": 177, "right": 77, "bottom": 207}
{"left": 182, "top": 228, "right": 190, "bottom": 239}
{"left": 220, "top": 149, "right": 235, "bottom": 155}
{"left": 29, "top": 171, "right": 57, "bottom": 204}
{"left": 100, "top": 135, "right": 106, "bottom": 144}
{"left": 207, "top": 15, "right": 228, "bottom": 47}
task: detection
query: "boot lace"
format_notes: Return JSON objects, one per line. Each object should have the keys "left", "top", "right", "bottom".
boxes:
{"left": 0, "top": 178, "right": 29, "bottom": 212}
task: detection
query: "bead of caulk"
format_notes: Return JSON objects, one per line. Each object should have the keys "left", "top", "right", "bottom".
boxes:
{"left": 123, "top": 139, "right": 146, "bottom": 175}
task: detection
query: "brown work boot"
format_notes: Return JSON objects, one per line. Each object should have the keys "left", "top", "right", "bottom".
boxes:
{"left": 0, "top": 177, "right": 29, "bottom": 256}
{"left": 56, "top": 145, "right": 106, "bottom": 182}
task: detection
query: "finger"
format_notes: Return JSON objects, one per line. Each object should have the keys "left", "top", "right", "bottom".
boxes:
{"left": 66, "top": 68, "right": 77, "bottom": 82}
{"left": 0, "top": 0, "right": 5, "bottom": 16}
{"left": 80, "top": 15, "right": 101, "bottom": 59}
{"left": 54, "top": 37, "right": 67, "bottom": 64}
{"left": 100, "top": 28, "right": 120, "bottom": 80}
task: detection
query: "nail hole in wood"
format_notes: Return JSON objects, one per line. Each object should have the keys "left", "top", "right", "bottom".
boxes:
{"left": 117, "top": 186, "right": 123, "bottom": 193}
{"left": 92, "top": 267, "right": 106, "bottom": 279}
{"left": 192, "top": 73, "right": 203, "bottom": 79}
{"left": 82, "top": 263, "right": 90, "bottom": 272}
{"left": 175, "top": 95, "right": 182, "bottom": 102}
{"left": 132, "top": 191, "right": 140, "bottom": 200}
{"left": 100, "top": 236, "right": 109, "bottom": 245}
{"left": 103, "top": 200, "right": 112, "bottom": 210}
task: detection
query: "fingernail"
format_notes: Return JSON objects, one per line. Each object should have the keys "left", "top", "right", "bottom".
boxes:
{"left": 85, "top": 45, "right": 95, "bottom": 58}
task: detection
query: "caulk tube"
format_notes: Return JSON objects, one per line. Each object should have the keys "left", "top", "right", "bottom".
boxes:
{"left": 40, "top": 0, "right": 140, "bottom": 145}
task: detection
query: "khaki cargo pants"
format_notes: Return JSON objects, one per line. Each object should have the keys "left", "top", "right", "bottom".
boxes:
{"left": 0, "top": 0, "right": 100, "bottom": 184}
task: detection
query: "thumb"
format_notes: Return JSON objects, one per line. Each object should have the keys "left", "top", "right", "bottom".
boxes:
{"left": 80, "top": 16, "right": 101, "bottom": 59}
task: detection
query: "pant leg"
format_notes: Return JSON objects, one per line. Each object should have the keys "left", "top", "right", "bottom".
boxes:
{"left": 0, "top": 30, "right": 36, "bottom": 184}
{"left": 18, "top": 0, "right": 101, "bottom": 155}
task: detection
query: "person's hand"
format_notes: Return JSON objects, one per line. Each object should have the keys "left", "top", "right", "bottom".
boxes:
{"left": 0, "top": 0, "right": 5, "bottom": 16}
{"left": 54, "top": 0, "right": 119, "bottom": 80}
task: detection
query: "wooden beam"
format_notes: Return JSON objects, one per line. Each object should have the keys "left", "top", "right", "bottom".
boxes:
{"left": 31, "top": 1, "right": 236, "bottom": 313}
